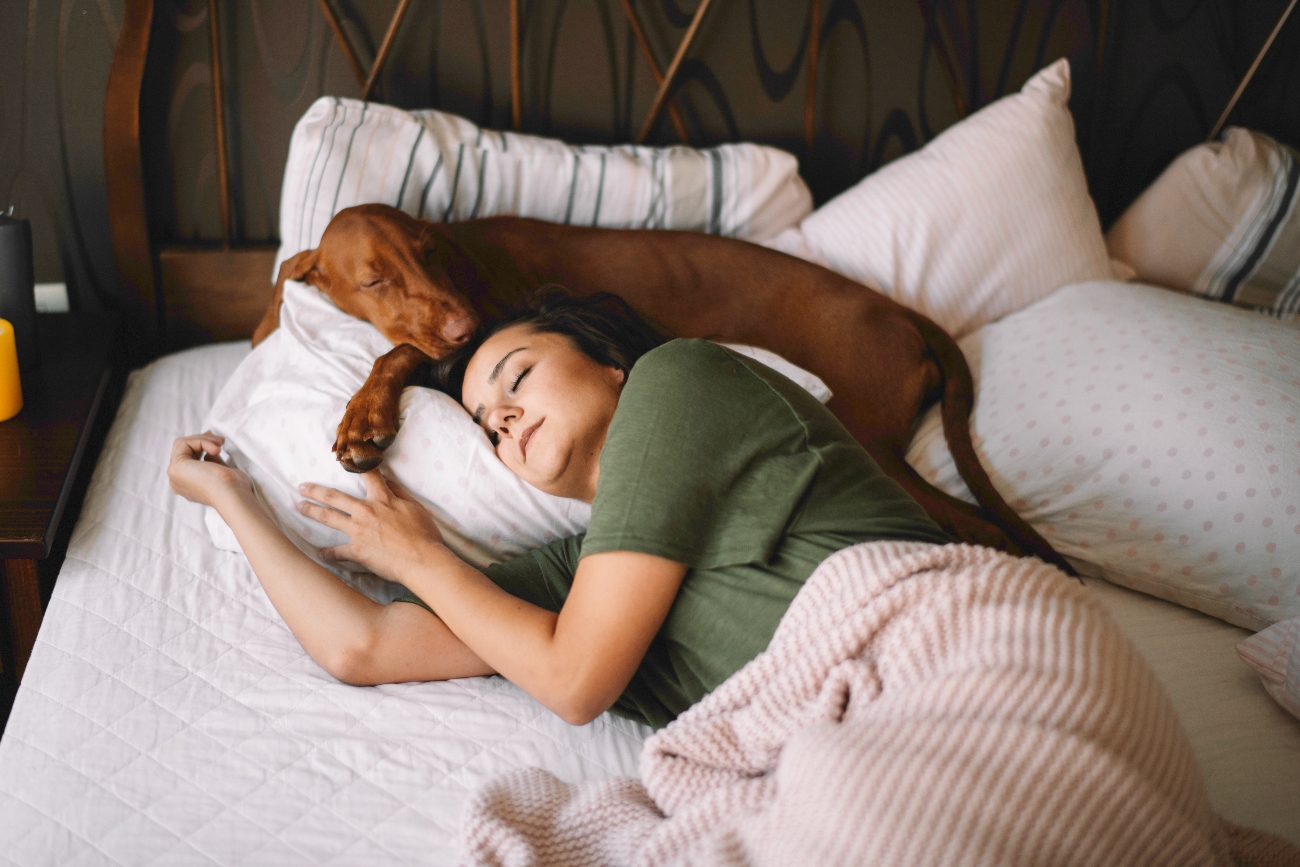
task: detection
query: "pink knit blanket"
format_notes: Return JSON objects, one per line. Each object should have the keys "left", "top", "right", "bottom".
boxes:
{"left": 460, "top": 543, "right": 1300, "bottom": 866}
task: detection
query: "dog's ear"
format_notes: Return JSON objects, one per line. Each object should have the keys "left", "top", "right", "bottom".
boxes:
{"left": 252, "top": 248, "right": 319, "bottom": 346}
{"left": 425, "top": 228, "right": 527, "bottom": 317}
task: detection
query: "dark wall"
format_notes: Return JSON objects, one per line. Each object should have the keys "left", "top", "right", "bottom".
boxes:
{"left": 3, "top": 0, "right": 1299, "bottom": 323}
{"left": 1, "top": 0, "right": 125, "bottom": 314}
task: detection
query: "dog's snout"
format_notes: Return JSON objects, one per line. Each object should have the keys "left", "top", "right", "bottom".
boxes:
{"left": 441, "top": 314, "right": 478, "bottom": 345}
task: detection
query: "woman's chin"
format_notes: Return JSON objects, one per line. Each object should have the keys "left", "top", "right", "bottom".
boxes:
{"left": 531, "top": 458, "right": 585, "bottom": 500}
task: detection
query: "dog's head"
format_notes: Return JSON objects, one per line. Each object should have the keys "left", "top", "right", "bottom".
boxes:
{"left": 274, "top": 204, "right": 481, "bottom": 359}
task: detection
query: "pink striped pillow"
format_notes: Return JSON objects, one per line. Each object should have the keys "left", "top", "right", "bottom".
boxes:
{"left": 766, "top": 59, "right": 1111, "bottom": 338}
{"left": 1238, "top": 618, "right": 1300, "bottom": 722}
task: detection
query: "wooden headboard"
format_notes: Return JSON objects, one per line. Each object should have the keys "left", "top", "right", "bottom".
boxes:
{"left": 101, "top": 0, "right": 1300, "bottom": 362}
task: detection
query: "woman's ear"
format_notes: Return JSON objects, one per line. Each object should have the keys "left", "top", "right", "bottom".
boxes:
{"left": 426, "top": 227, "right": 528, "bottom": 316}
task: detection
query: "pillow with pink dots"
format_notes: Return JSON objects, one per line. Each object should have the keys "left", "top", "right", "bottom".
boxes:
{"left": 906, "top": 279, "right": 1300, "bottom": 631}
{"left": 201, "top": 279, "right": 592, "bottom": 602}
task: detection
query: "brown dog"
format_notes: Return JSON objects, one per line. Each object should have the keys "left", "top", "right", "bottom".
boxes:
{"left": 253, "top": 203, "right": 1068, "bottom": 570}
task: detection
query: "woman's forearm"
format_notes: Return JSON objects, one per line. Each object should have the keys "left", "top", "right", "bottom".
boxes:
{"left": 212, "top": 486, "right": 385, "bottom": 663}
{"left": 395, "top": 545, "right": 586, "bottom": 715}
{"left": 290, "top": 473, "right": 683, "bottom": 722}
{"left": 395, "top": 543, "right": 682, "bottom": 725}
{"left": 210, "top": 487, "right": 491, "bottom": 683}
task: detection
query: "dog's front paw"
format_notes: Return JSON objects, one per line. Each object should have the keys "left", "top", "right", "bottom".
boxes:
{"left": 333, "top": 391, "right": 400, "bottom": 473}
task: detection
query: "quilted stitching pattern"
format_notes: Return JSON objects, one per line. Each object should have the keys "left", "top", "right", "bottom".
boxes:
{"left": 0, "top": 344, "right": 649, "bottom": 866}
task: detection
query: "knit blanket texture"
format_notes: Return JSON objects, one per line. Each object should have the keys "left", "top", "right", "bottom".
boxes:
{"left": 459, "top": 542, "right": 1300, "bottom": 867}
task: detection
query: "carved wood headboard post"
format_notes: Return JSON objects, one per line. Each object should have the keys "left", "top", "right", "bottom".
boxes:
{"left": 208, "top": 0, "right": 233, "bottom": 247}
{"left": 619, "top": 0, "right": 690, "bottom": 143}
{"left": 804, "top": 0, "right": 820, "bottom": 152}
{"left": 635, "top": 0, "right": 715, "bottom": 144}
{"left": 103, "top": 0, "right": 159, "bottom": 363}
{"left": 511, "top": 0, "right": 522, "bottom": 130}
{"left": 315, "top": 0, "right": 368, "bottom": 90}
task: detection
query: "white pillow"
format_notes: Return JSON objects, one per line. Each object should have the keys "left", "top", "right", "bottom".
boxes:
{"left": 275, "top": 97, "right": 813, "bottom": 275}
{"left": 1106, "top": 127, "right": 1300, "bottom": 322}
{"left": 718, "top": 344, "right": 831, "bottom": 404}
{"left": 203, "top": 281, "right": 832, "bottom": 597}
{"left": 765, "top": 59, "right": 1111, "bottom": 338}
{"left": 906, "top": 280, "right": 1300, "bottom": 631}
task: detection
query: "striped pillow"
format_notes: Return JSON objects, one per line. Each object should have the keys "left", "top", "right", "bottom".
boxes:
{"left": 764, "top": 59, "right": 1111, "bottom": 338}
{"left": 1238, "top": 617, "right": 1300, "bottom": 722}
{"left": 274, "top": 97, "right": 812, "bottom": 276}
{"left": 1107, "top": 128, "right": 1300, "bottom": 322}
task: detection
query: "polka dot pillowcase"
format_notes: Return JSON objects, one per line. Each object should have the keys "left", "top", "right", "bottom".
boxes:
{"left": 907, "top": 280, "right": 1300, "bottom": 630}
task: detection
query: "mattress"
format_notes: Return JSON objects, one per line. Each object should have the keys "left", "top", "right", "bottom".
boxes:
{"left": 0, "top": 344, "right": 649, "bottom": 866}
{"left": 1, "top": 342, "right": 1297, "bottom": 865}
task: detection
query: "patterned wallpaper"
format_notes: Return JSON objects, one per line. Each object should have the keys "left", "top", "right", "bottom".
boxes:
{"left": 2, "top": 0, "right": 1298, "bottom": 316}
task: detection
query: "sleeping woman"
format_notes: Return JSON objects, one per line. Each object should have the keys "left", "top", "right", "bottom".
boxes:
{"left": 167, "top": 291, "right": 951, "bottom": 729}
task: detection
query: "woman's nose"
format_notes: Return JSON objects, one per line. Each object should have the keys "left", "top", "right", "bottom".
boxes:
{"left": 487, "top": 404, "right": 519, "bottom": 436}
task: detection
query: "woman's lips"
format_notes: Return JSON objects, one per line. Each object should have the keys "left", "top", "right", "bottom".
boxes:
{"left": 519, "top": 420, "right": 542, "bottom": 460}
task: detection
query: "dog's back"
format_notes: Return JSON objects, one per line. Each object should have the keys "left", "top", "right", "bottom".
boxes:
{"left": 441, "top": 217, "right": 1069, "bottom": 570}
{"left": 260, "top": 204, "right": 1069, "bottom": 571}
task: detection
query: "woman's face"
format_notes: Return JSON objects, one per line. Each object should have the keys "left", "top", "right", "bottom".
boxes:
{"left": 461, "top": 324, "right": 625, "bottom": 502}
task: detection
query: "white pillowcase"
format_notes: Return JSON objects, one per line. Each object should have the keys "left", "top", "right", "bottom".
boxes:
{"left": 906, "top": 280, "right": 1300, "bottom": 631}
{"left": 717, "top": 344, "right": 831, "bottom": 404}
{"left": 1106, "top": 127, "right": 1300, "bottom": 322}
{"left": 765, "top": 59, "right": 1111, "bottom": 338}
{"left": 203, "top": 281, "right": 831, "bottom": 597}
{"left": 275, "top": 97, "right": 813, "bottom": 276}
{"left": 202, "top": 280, "right": 590, "bottom": 600}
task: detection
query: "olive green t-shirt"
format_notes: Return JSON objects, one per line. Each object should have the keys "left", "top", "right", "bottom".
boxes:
{"left": 477, "top": 339, "right": 950, "bottom": 729}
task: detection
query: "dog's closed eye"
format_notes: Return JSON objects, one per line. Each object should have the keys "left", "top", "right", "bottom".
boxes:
{"left": 360, "top": 277, "right": 387, "bottom": 290}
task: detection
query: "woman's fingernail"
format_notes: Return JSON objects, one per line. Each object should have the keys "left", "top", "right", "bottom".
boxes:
{"left": 298, "top": 483, "right": 308, "bottom": 492}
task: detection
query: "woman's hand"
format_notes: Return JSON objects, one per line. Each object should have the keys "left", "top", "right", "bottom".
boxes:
{"left": 168, "top": 433, "right": 253, "bottom": 507}
{"left": 298, "top": 472, "right": 445, "bottom": 581}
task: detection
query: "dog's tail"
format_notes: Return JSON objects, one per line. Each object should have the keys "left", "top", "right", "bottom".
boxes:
{"left": 918, "top": 316, "right": 1077, "bottom": 576}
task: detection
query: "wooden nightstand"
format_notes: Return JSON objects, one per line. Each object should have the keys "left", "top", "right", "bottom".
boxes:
{"left": 0, "top": 313, "right": 122, "bottom": 726}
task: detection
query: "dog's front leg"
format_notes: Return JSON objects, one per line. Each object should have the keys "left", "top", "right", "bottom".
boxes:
{"left": 334, "top": 343, "right": 430, "bottom": 472}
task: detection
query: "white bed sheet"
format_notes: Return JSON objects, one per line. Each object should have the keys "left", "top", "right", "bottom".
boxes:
{"left": 1083, "top": 576, "right": 1300, "bottom": 842}
{"left": 1, "top": 342, "right": 1296, "bottom": 866}
{"left": 0, "top": 344, "right": 649, "bottom": 866}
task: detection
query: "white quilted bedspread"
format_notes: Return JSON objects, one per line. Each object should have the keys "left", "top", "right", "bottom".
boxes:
{"left": 0, "top": 344, "right": 649, "bottom": 866}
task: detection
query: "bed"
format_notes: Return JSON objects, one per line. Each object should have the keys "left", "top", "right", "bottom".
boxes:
{"left": 0, "top": 334, "right": 1296, "bottom": 864}
{"left": 3, "top": 1, "right": 1299, "bottom": 863}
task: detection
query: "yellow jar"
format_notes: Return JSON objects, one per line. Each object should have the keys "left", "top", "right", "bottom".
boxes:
{"left": 0, "top": 317, "right": 23, "bottom": 421}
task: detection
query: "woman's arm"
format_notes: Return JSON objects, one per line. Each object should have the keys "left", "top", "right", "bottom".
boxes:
{"left": 168, "top": 434, "right": 493, "bottom": 684}
{"left": 300, "top": 475, "right": 687, "bottom": 725}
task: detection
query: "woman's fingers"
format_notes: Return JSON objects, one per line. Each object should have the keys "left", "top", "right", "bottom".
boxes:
{"left": 298, "top": 499, "right": 350, "bottom": 529}
{"left": 381, "top": 472, "right": 419, "bottom": 503}
{"left": 172, "top": 433, "right": 224, "bottom": 462}
{"left": 359, "top": 469, "right": 392, "bottom": 500}
{"left": 298, "top": 481, "right": 362, "bottom": 512}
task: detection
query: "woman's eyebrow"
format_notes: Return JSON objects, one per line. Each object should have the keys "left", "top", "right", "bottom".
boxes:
{"left": 488, "top": 347, "right": 526, "bottom": 385}
{"left": 472, "top": 346, "right": 527, "bottom": 426}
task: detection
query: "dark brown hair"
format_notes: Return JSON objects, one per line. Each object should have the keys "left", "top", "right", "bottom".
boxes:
{"left": 432, "top": 286, "right": 669, "bottom": 402}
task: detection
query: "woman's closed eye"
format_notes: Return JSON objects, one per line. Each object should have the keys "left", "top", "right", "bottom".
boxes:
{"left": 510, "top": 366, "right": 531, "bottom": 393}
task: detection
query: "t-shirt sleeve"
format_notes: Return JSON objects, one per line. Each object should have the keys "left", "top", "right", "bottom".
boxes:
{"left": 582, "top": 341, "right": 824, "bottom": 569}
{"left": 483, "top": 534, "right": 582, "bottom": 613}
